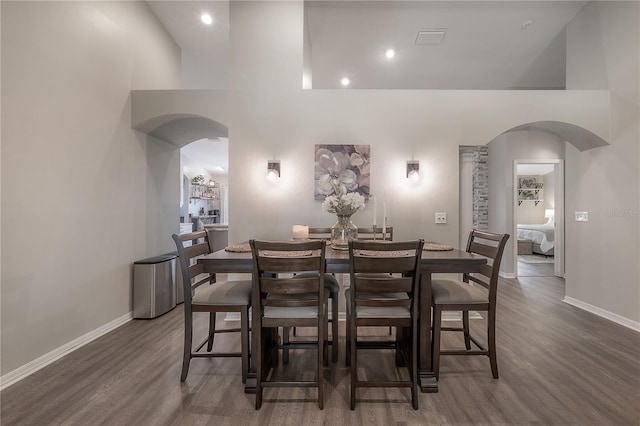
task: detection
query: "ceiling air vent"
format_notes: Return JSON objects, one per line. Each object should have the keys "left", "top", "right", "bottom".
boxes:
{"left": 415, "top": 29, "right": 447, "bottom": 45}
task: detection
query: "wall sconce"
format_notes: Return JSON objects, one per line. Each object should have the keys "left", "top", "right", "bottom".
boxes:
{"left": 267, "top": 160, "right": 281, "bottom": 180}
{"left": 407, "top": 160, "right": 420, "bottom": 181}
{"left": 208, "top": 179, "right": 215, "bottom": 187}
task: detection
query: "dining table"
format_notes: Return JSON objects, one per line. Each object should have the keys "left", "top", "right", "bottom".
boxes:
{"left": 197, "top": 243, "right": 486, "bottom": 393}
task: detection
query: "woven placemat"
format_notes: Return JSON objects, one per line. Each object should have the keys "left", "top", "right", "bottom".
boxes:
{"left": 423, "top": 243, "right": 454, "bottom": 251}
{"left": 225, "top": 243, "right": 251, "bottom": 253}
{"left": 263, "top": 250, "right": 313, "bottom": 257}
{"left": 360, "top": 250, "right": 410, "bottom": 257}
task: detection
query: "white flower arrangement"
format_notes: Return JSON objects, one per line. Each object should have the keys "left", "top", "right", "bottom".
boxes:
{"left": 322, "top": 191, "right": 366, "bottom": 216}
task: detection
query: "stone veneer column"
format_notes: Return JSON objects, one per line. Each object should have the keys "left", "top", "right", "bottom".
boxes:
{"left": 472, "top": 147, "right": 489, "bottom": 231}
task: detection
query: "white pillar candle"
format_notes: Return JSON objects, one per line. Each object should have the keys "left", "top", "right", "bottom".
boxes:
{"left": 382, "top": 190, "right": 387, "bottom": 236}
{"left": 292, "top": 225, "right": 309, "bottom": 240}
{"left": 372, "top": 196, "right": 377, "bottom": 227}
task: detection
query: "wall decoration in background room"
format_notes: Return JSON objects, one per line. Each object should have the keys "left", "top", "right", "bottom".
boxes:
{"left": 314, "top": 144, "right": 370, "bottom": 199}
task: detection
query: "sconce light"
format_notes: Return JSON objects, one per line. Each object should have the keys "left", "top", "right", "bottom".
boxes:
{"left": 208, "top": 179, "right": 215, "bottom": 187}
{"left": 267, "top": 160, "right": 281, "bottom": 180}
{"left": 407, "top": 160, "right": 420, "bottom": 181}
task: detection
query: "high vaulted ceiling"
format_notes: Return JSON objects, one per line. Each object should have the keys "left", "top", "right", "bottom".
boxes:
{"left": 305, "top": 1, "right": 587, "bottom": 89}
{"left": 147, "top": 0, "right": 588, "bottom": 90}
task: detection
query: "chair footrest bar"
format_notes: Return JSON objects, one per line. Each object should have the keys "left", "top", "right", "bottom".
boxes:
{"left": 440, "top": 350, "right": 489, "bottom": 356}
{"left": 262, "top": 381, "right": 319, "bottom": 388}
{"left": 276, "top": 343, "right": 318, "bottom": 350}
{"left": 192, "top": 352, "right": 242, "bottom": 358}
{"left": 356, "top": 381, "right": 412, "bottom": 388}
{"left": 356, "top": 341, "right": 397, "bottom": 349}
{"left": 441, "top": 327, "right": 465, "bottom": 332}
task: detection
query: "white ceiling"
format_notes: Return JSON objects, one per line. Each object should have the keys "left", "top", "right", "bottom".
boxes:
{"left": 146, "top": 0, "right": 588, "bottom": 173}
{"left": 181, "top": 138, "right": 229, "bottom": 176}
{"left": 305, "top": 1, "right": 587, "bottom": 89}
{"left": 517, "top": 163, "right": 555, "bottom": 175}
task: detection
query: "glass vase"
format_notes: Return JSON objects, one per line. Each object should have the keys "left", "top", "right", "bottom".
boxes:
{"left": 331, "top": 215, "right": 358, "bottom": 250}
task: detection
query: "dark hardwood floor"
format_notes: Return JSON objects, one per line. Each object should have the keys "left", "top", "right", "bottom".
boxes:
{"left": 2, "top": 275, "right": 639, "bottom": 425}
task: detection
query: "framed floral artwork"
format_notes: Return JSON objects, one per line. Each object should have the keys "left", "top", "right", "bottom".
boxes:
{"left": 314, "top": 144, "right": 370, "bottom": 200}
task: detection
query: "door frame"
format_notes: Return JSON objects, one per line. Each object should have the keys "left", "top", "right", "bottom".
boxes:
{"left": 513, "top": 159, "right": 564, "bottom": 278}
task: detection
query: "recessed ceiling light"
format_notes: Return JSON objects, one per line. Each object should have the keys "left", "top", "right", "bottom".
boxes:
{"left": 340, "top": 77, "right": 350, "bottom": 87}
{"left": 201, "top": 13, "right": 213, "bottom": 25}
{"left": 385, "top": 49, "right": 395, "bottom": 59}
{"left": 521, "top": 19, "right": 534, "bottom": 30}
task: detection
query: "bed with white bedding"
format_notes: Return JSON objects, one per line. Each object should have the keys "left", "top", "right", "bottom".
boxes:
{"left": 516, "top": 223, "right": 555, "bottom": 255}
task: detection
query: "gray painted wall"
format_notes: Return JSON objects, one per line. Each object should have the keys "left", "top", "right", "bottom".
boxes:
{"left": 565, "top": 1, "right": 640, "bottom": 323}
{"left": 1, "top": 1, "right": 182, "bottom": 376}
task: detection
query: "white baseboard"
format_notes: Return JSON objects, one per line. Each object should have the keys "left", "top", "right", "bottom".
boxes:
{"left": 563, "top": 297, "right": 640, "bottom": 332}
{"left": 500, "top": 271, "right": 516, "bottom": 279}
{"left": 0, "top": 311, "right": 133, "bottom": 391}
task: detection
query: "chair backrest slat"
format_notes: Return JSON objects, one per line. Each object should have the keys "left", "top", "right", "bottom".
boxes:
{"left": 308, "top": 227, "right": 331, "bottom": 240}
{"left": 184, "top": 241, "right": 211, "bottom": 260}
{"left": 256, "top": 256, "right": 321, "bottom": 273}
{"left": 357, "top": 226, "right": 393, "bottom": 241}
{"left": 261, "top": 276, "right": 320, "bottom": 294}
{"left": 352, "top": 255, "right": 416, "bottom": 274}
{"left": 355, "top": 275, "right": 414, "bottom": 293}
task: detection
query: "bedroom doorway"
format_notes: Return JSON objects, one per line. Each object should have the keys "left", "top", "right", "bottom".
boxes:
{"left": 513, "top": 160, "right": 564, "bottom": 278}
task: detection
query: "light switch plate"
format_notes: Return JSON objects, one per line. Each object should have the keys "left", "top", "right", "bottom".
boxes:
{"left": 435, "top": 212, "right": 447, "bottom": 224}
{"left": 575, "top": 211, "right": 588, "bottom": 222}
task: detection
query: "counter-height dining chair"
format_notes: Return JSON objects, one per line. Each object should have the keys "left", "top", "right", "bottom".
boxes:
{"left": 250, "top": 239, "right": 327, "bottom": 410}
{"left": 172, "top": 231, "right": 252, "bottom": 383}
{"left": 431, "top": 230, "right": 509, "bottom": 380}
{"left": 355, "top": 226, "right": 395, "bottom": 334}
{"left": 286, "top": 227, "right": 339, "bottom": 362}
{"left": 346, "top": 239, "right": 424, "bottom": 410}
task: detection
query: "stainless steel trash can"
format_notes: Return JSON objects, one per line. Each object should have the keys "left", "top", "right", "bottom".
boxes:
{"left": 133, "top": 254, "right": 177, "bottom": 319}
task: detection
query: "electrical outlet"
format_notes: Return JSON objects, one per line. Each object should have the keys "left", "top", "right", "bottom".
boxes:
{"left": 435, "top": 212, "right": 447, "bottom": 224}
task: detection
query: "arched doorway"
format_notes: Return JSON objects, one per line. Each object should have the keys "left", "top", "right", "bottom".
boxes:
{"left": 461, "top": 120, "right": 609, "bottom": 283}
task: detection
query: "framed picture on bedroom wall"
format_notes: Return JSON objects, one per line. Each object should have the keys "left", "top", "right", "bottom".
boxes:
{"left": 518, "top": 177, "right": 536, "bottom": 188}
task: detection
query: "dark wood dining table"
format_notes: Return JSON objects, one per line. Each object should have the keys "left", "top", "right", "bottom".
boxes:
{"left": 197, "top": 244, "right": 486, "bottom": 393}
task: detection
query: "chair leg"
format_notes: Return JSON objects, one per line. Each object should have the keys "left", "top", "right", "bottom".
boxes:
{"left": 241, "top": 307, "right": 250, "bottom": 384}
{"left": 330, "top": 293, "right": 339, "bottom": 362}
{"left": 411, "top": 321, "right": 419, "bottom": 410}
{"left": 318, "top": 317, "right": 325, "bottom": 409}
{"left": 282, "top": 327, "right": 290, "bottom": 364}
{"left": 488, "top": 309, "right": 499, "bottom": 379}
{"left": 207, "top": 312, "right": 216, "bottom": 352}
{"left": 462, "top": 310, "right": 471, "bottom": 350}
{"left": 395, "top": 327, "right": 403, "bottom": 367}
{"left": 181, "top": 311, "right": 193, "bottom": 382}
{"left": 349, "top": 319, "right": 357, "bottom": 410}
{"left": 432, "top": 305, "right": 443, "bottom": 381}
{"left": 345, "top": 309, "right": 351, "bottom": 367}
{"left": 255, "top": 325, "right": 263, "bottom": 410}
